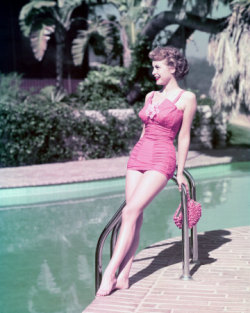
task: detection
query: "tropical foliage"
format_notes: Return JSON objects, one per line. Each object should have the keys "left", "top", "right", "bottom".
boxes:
{"left": 19, "top": 0, "right": 83, "bottom": 91}
{"left": 0, "top": 72, "right": 141, "bottom": 167}
{"left": 208, "top": 1, "right": 250, "bottom": 114}
{"left": 0, "top": 70, "right": 238, "bottom": 167}
{"left": 71, "top": 17, "right": 113, "bottom": 66}
{"left": 75, "top": 64, "right": 129, "bottom": 109}
{"left": 126, "top": 0, "right": 232, "bottom": 102}
{"left": 207, "top": 0, "right": 250, "bottom": 145}
{"left": 72, "top": 0, "right": 157, "bottom": 68}
{"left": 17, "top": 0, "right": 250, "bottom": 149}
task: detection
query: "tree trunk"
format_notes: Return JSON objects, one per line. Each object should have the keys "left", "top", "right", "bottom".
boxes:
{"left": 55, "top": 26, "right": 66, "bottom": 92}
{"left": 167, "top": 26, "right": 194, "bottom": 50}
{"left": 126, "top": 12, "right": 228, "bottom": 104}
{"left": 56, "top": 42, "right": 64, "bottom": 91}
{"left": 120, "top": 26, "right": 132, "bottom": 68}
{"left": 142, "top": 11, "right": 228, "bottom": 40}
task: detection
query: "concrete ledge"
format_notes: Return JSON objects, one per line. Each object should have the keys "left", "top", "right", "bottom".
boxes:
{"left": 0, "top": 148, "right": 249, "bottom": 188}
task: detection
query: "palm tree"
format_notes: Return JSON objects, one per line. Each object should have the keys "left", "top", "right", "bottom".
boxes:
{"left": 19, "top": 0, "right": 84, "bottom": 92}
{"left": 107, "top": 0, "right": 157, "bottom": 68}
{"left": 207, "top": 0, "right": 250, "bottom": 146}
{"left": 126, "top": 0, "right": 231, "bottom": 102}
{"left": 71, "top": 0, "right": 158, "bottom": 68}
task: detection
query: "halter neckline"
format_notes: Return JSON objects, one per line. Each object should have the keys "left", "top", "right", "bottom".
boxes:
{"left": 146, "top": 90, "right": 184, "bottom": 119}
{"left": 153, "top": 90, "right": 185, "bottom": 105}
{"left": 151, "top": 90, "right": 185, "bottom": 111}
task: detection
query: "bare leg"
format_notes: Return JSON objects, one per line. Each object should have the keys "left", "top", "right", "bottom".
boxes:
{"left": 116, "top": 212, "right": 143, "bottom": 289}
{"left": 96, "top": 170, "right": 143, "bottom": 296}
{"left": 116, "top": 170, "right": 144, "bottom": 289}
{"left": 96, "top": 170, "right": 167, "bottom": 296}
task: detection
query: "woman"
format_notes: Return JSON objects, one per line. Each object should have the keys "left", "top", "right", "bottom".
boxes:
{"left": 96, "top": 46, "right": 197, "bottom": 296}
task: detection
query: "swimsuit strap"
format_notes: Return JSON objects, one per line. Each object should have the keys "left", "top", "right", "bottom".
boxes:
{"left": 172, "top": 90, "right": 185, "bottom": 105}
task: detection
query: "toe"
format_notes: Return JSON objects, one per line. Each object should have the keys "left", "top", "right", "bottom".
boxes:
{"left": 96, "top": 289, "right": 112, "bottom": 297}
{"left": 96, "top": 282, "right": 117, "bottom": 297}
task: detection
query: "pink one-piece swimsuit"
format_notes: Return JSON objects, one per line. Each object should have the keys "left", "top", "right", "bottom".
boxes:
{"left": 127, "top": 90, "right": 184, "bottom": 179}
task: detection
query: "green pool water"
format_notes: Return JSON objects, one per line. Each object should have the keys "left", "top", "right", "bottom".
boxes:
{"left": 0, "top": 162, "right": 249, "bottom": 313}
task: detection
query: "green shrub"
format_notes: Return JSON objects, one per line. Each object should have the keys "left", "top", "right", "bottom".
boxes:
{"left": 0, "top": 74, "right": 142, "bottom": 167}
{"left": 0, "top": 72, "right": 27, "bottom": 103}
{"left": 227, "top": 123, "right": 250, "bottom": 147}
{"left": 191, "top": 109, "right": 203, "bottom": 139}
{"left": 0, "top": 96, "right": 78, "bottom": 166}
{"left": 197, "top": 97, "right": 215, "bottom": 107}
{"left": 82, "top": 113, "right": 142, "bottom": 159}
{"left": 126, "top": 36, "right": 155, "bottom": 96}
{"left": 2, "top": 70, "right": 220, "bottom": 166}
{"left": 74, "top": 64, "right": 130, "bottom": 110}
{"left": 70, "top": 62, "right": 154, "bottom": 111}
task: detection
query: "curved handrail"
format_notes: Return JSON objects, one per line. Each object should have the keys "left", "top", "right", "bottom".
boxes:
{"left": 95, "top": 201, "right": 125, "bottom": 293}
{"left": 95, "top": 168, "right": 198, "bottom": 292}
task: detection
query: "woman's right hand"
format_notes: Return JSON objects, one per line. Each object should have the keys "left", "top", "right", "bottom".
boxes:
{"left": 176, "top": 174, "right": 189, "bottom": 192}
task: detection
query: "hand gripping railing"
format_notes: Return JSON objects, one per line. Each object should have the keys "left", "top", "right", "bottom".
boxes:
{"left": 95, "top": 168, "right": 199, "bottom": 293}
{"left": 181, "top": 169, "right": 199, "bottom": 264}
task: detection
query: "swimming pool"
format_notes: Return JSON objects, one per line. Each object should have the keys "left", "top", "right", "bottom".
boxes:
{"left": 0, "top": 162, "right": 249, "bottom": 313}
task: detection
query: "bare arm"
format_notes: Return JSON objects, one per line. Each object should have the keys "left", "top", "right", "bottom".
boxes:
{"left": 176, "top": 91, "right": 197, "bottom": 190}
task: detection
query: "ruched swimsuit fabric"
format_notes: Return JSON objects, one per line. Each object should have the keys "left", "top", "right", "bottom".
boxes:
{"left": 127, "top": 90, "right": 184, "bottom": 179}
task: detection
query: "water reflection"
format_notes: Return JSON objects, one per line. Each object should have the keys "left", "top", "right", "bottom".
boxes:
{"left": 78, "top": 255, "right": 91, "bottom": 281}
{"left": 201, "top": 178, "right": 230, "bottom": 205}
{"left": 0, "top": 194, "right": 123, "bottom": 313}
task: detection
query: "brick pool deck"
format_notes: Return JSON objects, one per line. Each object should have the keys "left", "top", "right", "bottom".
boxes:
{"left": 1, "top": 147, "right": 250, "bottom": 313}
{"left": 84, "top": 226, "right": 250, "bottom": 313}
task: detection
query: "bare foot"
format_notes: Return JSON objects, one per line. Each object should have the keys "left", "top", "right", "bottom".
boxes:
{"left": 115, "top": 276, "right": 129, "bottom": 290}
{"left": 96, "top": 277, "right": 117, "bottom": 297}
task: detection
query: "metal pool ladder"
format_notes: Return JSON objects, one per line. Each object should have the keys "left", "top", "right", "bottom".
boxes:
{"left": 95, "top": 168, "right": 199, "bottom": 293}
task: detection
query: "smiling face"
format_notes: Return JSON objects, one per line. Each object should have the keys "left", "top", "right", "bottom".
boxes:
{"left": 152, "top": 59, "right": 176, "bottom": 86}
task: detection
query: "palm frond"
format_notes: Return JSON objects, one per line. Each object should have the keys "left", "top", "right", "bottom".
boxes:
{"left": 57, "top": 0, "right": 64, "bottom": 7}
{"left": 57, "top": 0, "right": 82, "bottom": 8}
{"left": 72, "top": 19, "right": 113, "bottom": 66}
{"left": 72, "top": 30, "right": 91, "bottom": 66}
{"left": 109, "top": 0, "right": 126, "bottom": 10}
{"left": 56, "top": 0, "right": 83, "bottom": 28}
{"left": 19, "top": 1, "right": 55, "bottom": 37}
{"left": 208, "top": 3, "right": 250, "bottom": 115}
{"left": 30, "top": 24, "right": 55, "bottom": 61}
{"left": 98, "top": 22, "right": 114, "bottom": 54}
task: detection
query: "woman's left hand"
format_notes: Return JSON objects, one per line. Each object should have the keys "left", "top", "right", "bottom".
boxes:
{"left": 176, "top": 174, "right": 189, "bottom": 192}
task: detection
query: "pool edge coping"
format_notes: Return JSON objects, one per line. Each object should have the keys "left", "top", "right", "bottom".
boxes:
{"left": 1, "top": 148, "right": 250, "bottom": 189}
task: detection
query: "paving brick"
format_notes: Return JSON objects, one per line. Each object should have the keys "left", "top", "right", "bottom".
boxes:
{"left": 82, "top": 226, "right": 250, "bottom": 313}
{"left": 171, "top": 308, "right": 225, "bottom": 313}
{"left": 135, "top": 308, "right": 172, "bottom": 313}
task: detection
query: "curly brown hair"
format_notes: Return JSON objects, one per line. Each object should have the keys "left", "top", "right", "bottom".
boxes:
{"left": 149, "top": 46, "right": 189, "bottom": 80}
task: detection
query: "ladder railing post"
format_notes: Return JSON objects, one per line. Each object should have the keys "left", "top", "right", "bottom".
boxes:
{"left": 180, "top": 183, "right": 192, "bottom": 280}
{"left": 183, "top": 169, "right": 199, "bottom": 263}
